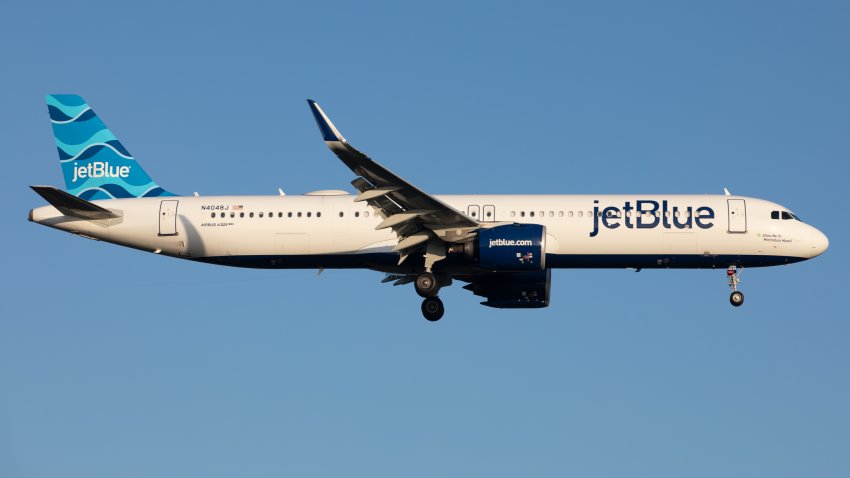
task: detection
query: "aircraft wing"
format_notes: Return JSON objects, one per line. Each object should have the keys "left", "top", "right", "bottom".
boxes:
{"left": 307, "top": 100, "right": 479, "bottom": 255}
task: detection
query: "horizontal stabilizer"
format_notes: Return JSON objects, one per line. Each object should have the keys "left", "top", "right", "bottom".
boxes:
{"left": 30, "top": 185, "right": 120, "bottom": 219}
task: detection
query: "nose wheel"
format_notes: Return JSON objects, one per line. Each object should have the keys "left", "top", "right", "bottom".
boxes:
{"left": 421, "top": 296, "right": 445, "bottom": 321}
{"left": 727, "top": 266, "right": 744, "bottom": 307}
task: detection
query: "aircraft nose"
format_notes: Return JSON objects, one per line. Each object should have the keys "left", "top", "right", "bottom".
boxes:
{"left": 810, "top": 228, "right": 829, "bottom": 257}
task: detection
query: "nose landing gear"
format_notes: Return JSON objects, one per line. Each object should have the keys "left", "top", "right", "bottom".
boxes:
{"left": 727, "top": 266, "right": 744, "bottom": 307}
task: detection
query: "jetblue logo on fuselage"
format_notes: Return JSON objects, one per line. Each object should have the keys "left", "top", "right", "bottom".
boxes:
{"left": 71, "top": 161, "right": 131, "bottom": 183}
{"left": 590, "top": 200, "right": 714, "bottom": 237}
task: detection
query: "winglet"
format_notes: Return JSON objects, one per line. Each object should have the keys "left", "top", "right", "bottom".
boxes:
{"left": 307, "top": 100, "right": 346, "bottom": 143}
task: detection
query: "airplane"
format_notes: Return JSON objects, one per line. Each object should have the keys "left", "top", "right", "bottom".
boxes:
{"left": 29, "top": 95, "right": 829, "bottom": 321}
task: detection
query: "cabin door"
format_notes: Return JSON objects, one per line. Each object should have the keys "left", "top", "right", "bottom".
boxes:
{"left": 727, "top": 199, "right": 747, "bottom": 233}
{"left": 159, "top": 200, "right": 179, "bottom": 236}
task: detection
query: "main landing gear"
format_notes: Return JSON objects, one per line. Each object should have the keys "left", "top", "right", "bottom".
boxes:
{"left": 415, "top": 272, "right": 439, "bottom": 297}
{"left": 421, "top": 296, "right": 445, "bottom": 322}
{"left": 415, "top": 272, "right": 444, "bottom": 321}
{"left": 727, "top": 266, "right": 744, "bottom": 307}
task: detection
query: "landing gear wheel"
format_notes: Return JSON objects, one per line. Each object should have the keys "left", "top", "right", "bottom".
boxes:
{"left": 421, "top": 297, "right": 445, "bottom": 322}
{"left": 726, "top": 266, "right": 744, "bottom": 307}
{"left": 730, "top": 291, "right": 744, "bottom": 307}
{"left": 415, "top": 272, "right": 439, "bottom": 298}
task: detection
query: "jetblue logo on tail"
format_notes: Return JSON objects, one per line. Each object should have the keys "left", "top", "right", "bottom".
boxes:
{"left": 590, "top": 200, "right": 714, "bottom": 237}
{"left": 72, "top": 162, "right": 131, "bottom": 182}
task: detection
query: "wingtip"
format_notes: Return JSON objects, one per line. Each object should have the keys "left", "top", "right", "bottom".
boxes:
{"left": 307, "top": 99, "right": 345, "bottom": 142}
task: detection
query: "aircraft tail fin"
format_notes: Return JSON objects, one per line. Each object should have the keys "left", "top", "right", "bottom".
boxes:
{"left": 46, "top": 94, "right": 174, "bottom": 200}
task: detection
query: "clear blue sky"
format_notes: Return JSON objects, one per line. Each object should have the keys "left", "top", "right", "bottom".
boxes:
{"left": 2, "top": 1, "right": 848, "bottom": 476}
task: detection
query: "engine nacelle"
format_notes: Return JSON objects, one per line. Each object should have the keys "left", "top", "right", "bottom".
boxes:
{"left": 470, "top": 223, "right": 546, "bottom": 271}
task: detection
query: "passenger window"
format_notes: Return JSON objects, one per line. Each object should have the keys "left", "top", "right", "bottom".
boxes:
{"left": 364, "top": 211, "right": 370, "bottom": 217}
{"left": 568, "top": 211, "right": 574, "bottom": 218}
{"left": 230, "top": 212, "right": 235, "bottom": 218}
{"left": 539, "top": 211, "right": 544, "bottom": 217}
{"left": 510, "top": 211, "right": 516, "bottom": 217}
{"left": 210, "top": 212, "right": 215, "bottom": 218}
{"left": 577, "top": 211, "right": 583, "bottom": 217}
{"left": 549, "top": 211, "right": 554, "bottom": 217}
{"left": 558, "top": 211, "right": 563, "bottom": 217}
{"left": 297, "top": 212, "right": 302, "bottom": 217}
{"left": 317, "top": 212, "right": 321, "bottom": 218}
{"left": 530, "top": 211, "right": 535, "bottom": 217}
{"left": 258, "top": 212, "right": 263, "bottom": 218}
{"left": 520, "top": 211, "right": 525, "bottom": 217}
{"left": 486, "top": 211, "right": 492, "bottom": 218}
{"left": 278, "top": 212, "right": 283, "bottom": 218}
{"left": 771, "top": 211, "right": 780, "bottom": 219}
{"left": 288, "top": 212, "right": 292, "bottom": 218}
{"left": 339, "top": 212, "right": 344, "bottom": 217}
{"left": 355, "top": 212, "right": 360, "bottom": 217}
{"left": 307, "top": 212, "right": 312, "bottom": 218}
{"left": 249, "top": 212, "right": 254, "bottom": 218}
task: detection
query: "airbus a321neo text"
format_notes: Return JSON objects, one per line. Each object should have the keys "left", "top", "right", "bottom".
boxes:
{"left": 30, "top": 95, "right": 829, "bottom": 321}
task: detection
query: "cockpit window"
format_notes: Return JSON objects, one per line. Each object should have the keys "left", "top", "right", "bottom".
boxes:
{"left": 771, "top": 211, "right": 780, "bottom": 220}
{"left": 781, "top": 211, "right": 793, "bottom": 220}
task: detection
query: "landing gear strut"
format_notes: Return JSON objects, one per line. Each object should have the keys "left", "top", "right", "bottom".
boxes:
{"left": 421, "top": 296, "right": 445, "bottom": 321}
{"left": 727, "top": 266, "right": 744, "bottom": 307}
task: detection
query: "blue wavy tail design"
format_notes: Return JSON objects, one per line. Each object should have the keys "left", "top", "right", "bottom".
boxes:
{"left": 46, "top": 94, "right": 174, "bottom": 200}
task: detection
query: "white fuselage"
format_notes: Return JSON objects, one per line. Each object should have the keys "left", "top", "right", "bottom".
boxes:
{"left": 29, "top": 192, "right": 828, "bottom": 272}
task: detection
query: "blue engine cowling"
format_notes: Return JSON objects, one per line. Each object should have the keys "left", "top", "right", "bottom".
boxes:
{"left": 474, "top": 224, "right": 546, "bottom": 271}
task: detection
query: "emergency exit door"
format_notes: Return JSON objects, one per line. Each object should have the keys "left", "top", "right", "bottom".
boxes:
{"left": 159, "top": 200, "right": 179, "bottom": 236}
{"left": 483, "top": 204, "right": 496, "bottom": 221}
{"left": 727, "top": 199, "right": 747, "bottom": 233}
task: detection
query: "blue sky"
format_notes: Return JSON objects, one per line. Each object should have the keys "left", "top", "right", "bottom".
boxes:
{"left": 1, "top": 1, "right": 848, "bottom": 476}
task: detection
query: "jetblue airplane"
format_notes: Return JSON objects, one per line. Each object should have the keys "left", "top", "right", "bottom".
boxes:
{"left": 30, "top": 95, "right": 829, "bottom": 321}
